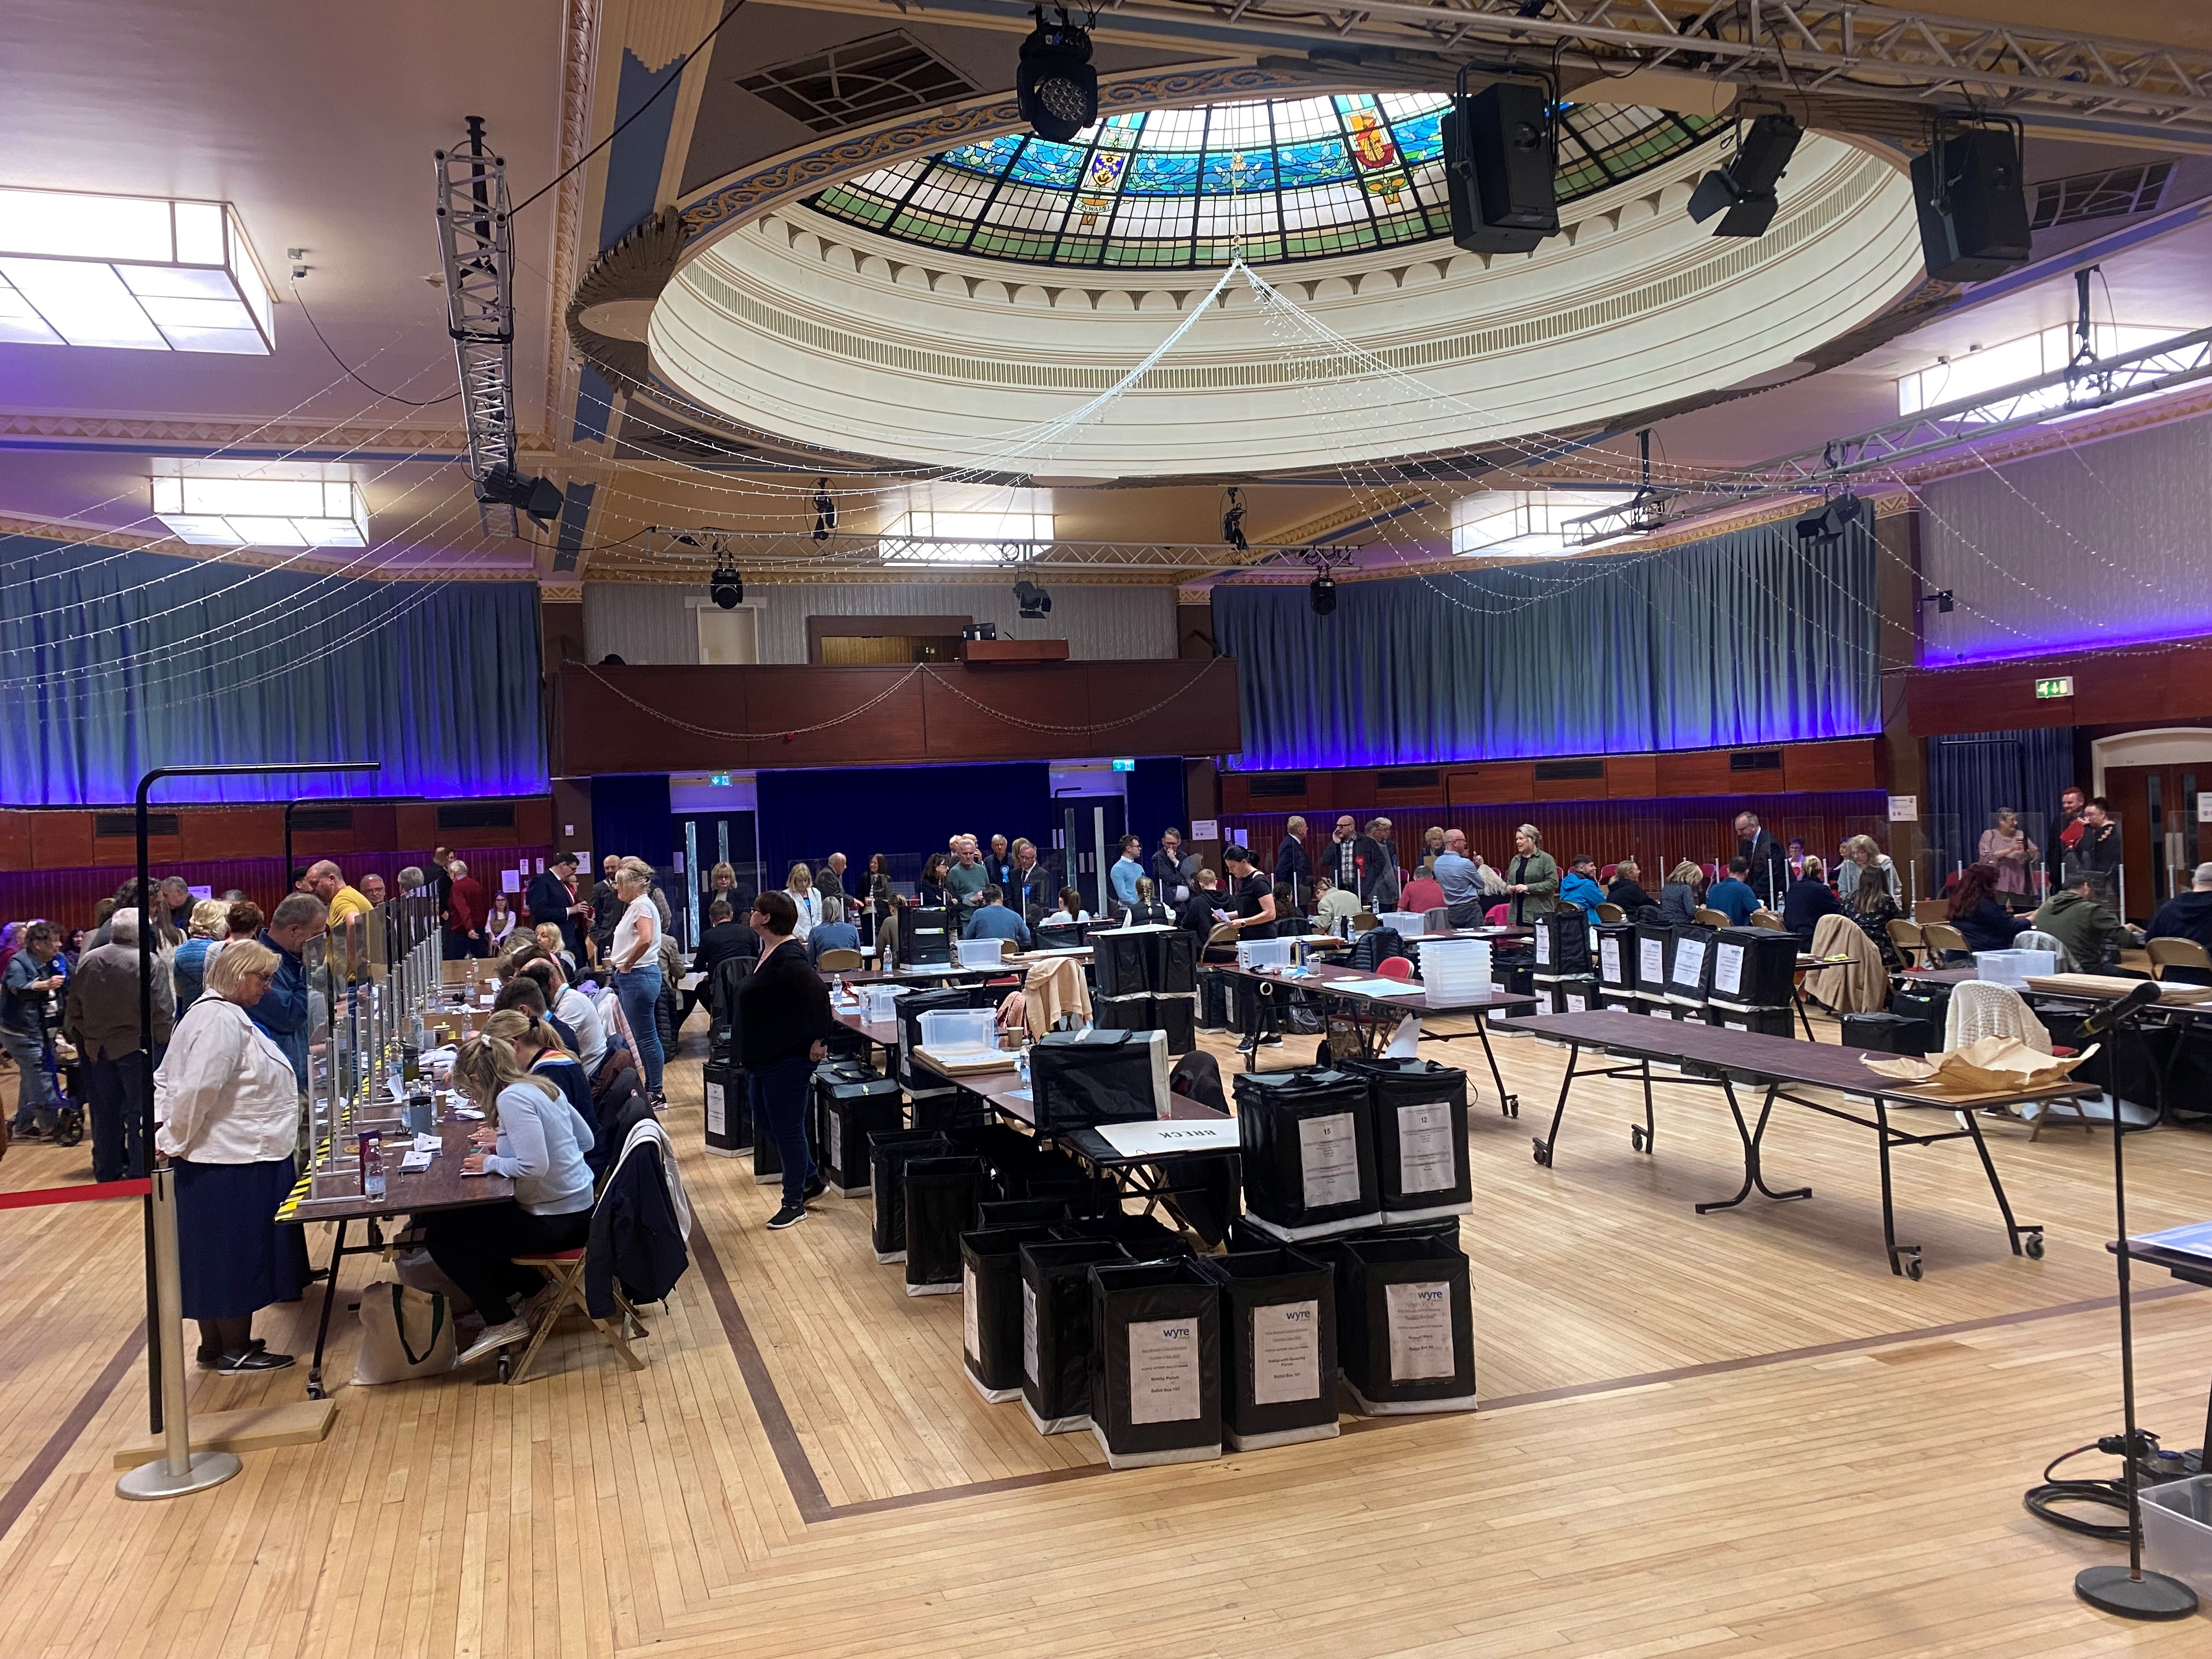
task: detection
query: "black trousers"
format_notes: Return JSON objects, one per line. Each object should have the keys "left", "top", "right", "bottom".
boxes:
{"left": 85, "top": 1050, "right": 151, "bottom": 1183}
{"left": 424, "top": 1201, "right": 592, "bottom": 1325}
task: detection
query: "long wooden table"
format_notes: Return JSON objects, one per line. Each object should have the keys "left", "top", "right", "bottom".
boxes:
{"left": 1501, "top": 1009, "right": 2083, "bottom": 1277}
{"left": 278, "top": 1113, "right": 514, "bottom": 1397}
{"left": 1208, "top": 959, "right": 1541, "bottom": 1116}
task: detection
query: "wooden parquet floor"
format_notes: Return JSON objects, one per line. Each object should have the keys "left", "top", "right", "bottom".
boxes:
{"left": 2, "top": 1007, "right": 2210, "bottom": 1658}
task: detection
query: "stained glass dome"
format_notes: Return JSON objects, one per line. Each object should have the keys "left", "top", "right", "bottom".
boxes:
{"left": 806, "top": 94, "right": 1716, "bottom": 269}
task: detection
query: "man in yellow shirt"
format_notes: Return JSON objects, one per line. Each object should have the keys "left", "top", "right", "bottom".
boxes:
{"left": 307, "top": 860, "right": 374, "bottom": 979}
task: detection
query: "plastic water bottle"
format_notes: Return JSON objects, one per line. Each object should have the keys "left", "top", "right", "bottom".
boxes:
{"left": 832, "top": 973, "right": 846, "bottom": 1002}
{"left": 359, "top": 1130, "right": 386, "bottom": 1201}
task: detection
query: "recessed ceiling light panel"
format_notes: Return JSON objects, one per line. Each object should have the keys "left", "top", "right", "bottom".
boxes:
{"left": 151, "top": 473, "right": 368, "bottom": 548}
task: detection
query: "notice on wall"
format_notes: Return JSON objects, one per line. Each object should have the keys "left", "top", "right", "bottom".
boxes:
{"left": 1888, "top": 795, "right": 1918, "bottom": 823}
{"left": 1396, "top": 1102, "right": 1458, "bottom": 1194}
{"left": 704, "top": 1079, "right": 725, "bottom": 1137}
{"left": 1600, "top": 936, "right": 1621, "bottom": 983}
{"left": 1672, "top": 936, "right": 1706, "bottom": 987}
{"left": 1251, "top": 1300, "right": 1322, "bottom": 1404}
{"left": 1713, "top": 942, "right": 1745, "bottom": 997}
{"left": 962, "top": 1265, "right": 980, "bottom": 1362}
{"left": 1640, "top": 938, "right": 1666, "bottom": 983}
{"left": 1191, "top": 819, "right": 1220, "bottom": 842}
{"left": 1299, "top": 1113, "right": 1364, "bottom": 1209}
{"left": 500, "top": 869, "right": 522, "bottom": 894}
{"left": 1386, "top": 1280, "right": 1457, "bottom": 1382}
{"left": 1128, "top": 1319, "right": 1203, "bottom": 1424}
{"left": 1023, "top": 1281, "right": 1040, "bottom": 1384}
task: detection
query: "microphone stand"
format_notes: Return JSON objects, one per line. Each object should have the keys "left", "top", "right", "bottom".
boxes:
{"left": 2074, "top": 981, "right": 2197, "bottom": 1620}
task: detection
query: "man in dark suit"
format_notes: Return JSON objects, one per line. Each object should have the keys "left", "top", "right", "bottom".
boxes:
{"left": 1325, "top": 814, "right": 1393, "bottom": 910}
{"left": 1005, "top": 838, "right": 1054, "bottom": 920}
{"left": 527, "top": 853, "right": 590, "bottom": 959}
{"left": 1274, "top": 815, "right": 1313, "bottom": 903}
{"left": 1733, "top": 812, "right": 1789, "bottom": 909}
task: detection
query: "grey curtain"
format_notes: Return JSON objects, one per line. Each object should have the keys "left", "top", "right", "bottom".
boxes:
{"left": 1212, "top": 512, "right": 1880, "bottom": 770}
{"left": 0, "top": 538, "right": 545, "bottom": 804}
{"left": 1927, "top": 726, "right": 2075, "bottom": 854}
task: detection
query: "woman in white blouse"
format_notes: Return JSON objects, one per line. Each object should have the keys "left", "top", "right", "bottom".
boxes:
{"left": 785, "top": 862, "right": 823, "bottom": 941}
{"left": 153, "top": 939, "right": 304, "bottom": 1375}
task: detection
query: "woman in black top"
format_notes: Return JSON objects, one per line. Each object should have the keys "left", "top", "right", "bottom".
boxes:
{"left": 1605, "top": 856, "right": 1656, "bottom": 918}
{"left": 1781, "top": 857, "right": 1843, "bottom": 947}
{"left": 917, "top": 853, "right": 951, "bottom": 910}
{"left": 1846, "top": 867, "right": 1906, "bottom": 970}
{"left": 1947, "top": 862, "right": 2032, "bottom": 956}
{"left": 1221, "top": 846, "right": 1279, "bottom": 1054}
{"left": 1119, "top": 876, "right": 1173, "bottom": 928}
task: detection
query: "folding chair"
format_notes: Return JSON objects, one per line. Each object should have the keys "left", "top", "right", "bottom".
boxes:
{"left": 816, "top": 947, "right": 864, "bottom": 972}
{"left": 1693, "top": 907, "right": 1729, "bottom": 928}
{"left": 504, "top": 1222, "right": 651, "bottom": 1385}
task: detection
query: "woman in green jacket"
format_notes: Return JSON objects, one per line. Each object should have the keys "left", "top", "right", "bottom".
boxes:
{"left": 1504, "top": 824, "right": 1559, "bottom": 926}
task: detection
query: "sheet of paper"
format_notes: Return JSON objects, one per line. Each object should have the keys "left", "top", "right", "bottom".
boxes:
{"left": 1384, "top": 1014, "right": 1422, "bottom": 1058}
{"left": 1396, "top": 1101, "right": 1458, "bottom": 1194}
{"left": 1324, "top": 977, "right": 1425, "bottom": 997}
{"left": 1600, "top": 936, "right": 1621, "bottom": 983}
{"left": 1250, "top": 1300, "right": 1321, "bottom": 1405}
{"left": 1672, "top": 936, "right": 1707, "bottom": 986}
{"left": 1639, "top": 938, "right": 1666, "bottom": 983}
{"left": 412, "top": 1133, "right": 440, "bottom": 1153}
{"left": 1095, "top": 1119, "right": 1240, "bottom": 1158}
{"left": 1564, "top": 993, "right": 1587, "bottom": 1014}
{"left": 704, "top": 1079, "right": 725, "bottom": 1136}
{"left": 1127, "top": 1319, "right": 1203, "bottom": 1424}
{"left": 2135, "top": 1221, "right": 2212, "bottom": 1260}
{"left": 1534, "top": 927, "right": 1551, "bottom": 966}
{"left": 1023, "top": 1281, "right": 1040, "bottom": 1384}
{"left": 1299, "top": 1112, "right": 1364, "bottom": 1209}
{"left": 962, "top": 1265, "right": 980, "bottom": 1362}
{"left": 1713, "top": 942, "right": 1745, "bottom": 996}
{"left": 398, "top": 1150, "right": 433, "bottom": 1172}
{"left": 1385, "top": 1280, "right": 1458, "bottom": 1382}
{"left": 500, "top": 870, "right": 521, "bottom": 894}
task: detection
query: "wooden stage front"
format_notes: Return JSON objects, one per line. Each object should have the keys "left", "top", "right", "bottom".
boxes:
{"left": 1, "top": 1006, "right": 2208, "bottom": 1657}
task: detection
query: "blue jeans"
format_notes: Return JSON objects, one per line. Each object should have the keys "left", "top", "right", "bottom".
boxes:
{"left": 615, "top": 964, "right": 665, "bottom": 1095}
{"left": 4, "top": 1025, "right": 53, "bottom": 1130}
{"left": 85, "top": 1049, "right": 150, "bottom": 1183}
{"left": 748, "top": 1053, "right": 817, "bottom": 1210}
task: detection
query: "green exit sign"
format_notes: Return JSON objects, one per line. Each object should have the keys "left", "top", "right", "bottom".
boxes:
{"left": 2035, "top": 676, "right": 2074, "bottom": 699}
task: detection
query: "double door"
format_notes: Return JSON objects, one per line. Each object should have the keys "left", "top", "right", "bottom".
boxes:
{"left": 2103, "top": 764, "right": 2202, "bottom": 919}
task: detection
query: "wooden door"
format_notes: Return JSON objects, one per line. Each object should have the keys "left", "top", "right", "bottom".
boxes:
{"left": 2104, "top": 764, "right": 2206, "bottom": 919}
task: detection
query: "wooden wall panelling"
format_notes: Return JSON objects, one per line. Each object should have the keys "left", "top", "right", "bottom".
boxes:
{"left": 551, "top": 780, "right": 592, "bottom": 854}
{"left": 395, "top": 805, "right": 439, "bottom": 851}
{"left": 1176, "top": 603, "right": 1216, "bottom": 661}
{"left": 740, "top": 667, "right": 923, "bottom": 768}
{"left": 1906, "top": 637, "right": 2212, "bottom": 737}
{"left": 90, "top": 825, "right": 180, "bottom": 868}
{"left": 1784, "top": 738, "right": 1880, "bottom": 792}
{"left": 1531, "top": 764, "right": 1608, "bottom": 803}
{"left": 514, "top": 797, "right": 554, "bottom": 845}
{"left": 921, "top": 663, "right": 1092, "bottom": 760}
{"left": 1447, "top": 763, "right": 1537, "bottom": 805}
{"left": 1607, "top": 755, "right": 1660, "bottom": 797}
{"left": 0, "top": 811, "right": 36, "bottom": 872}
{"left": 1374, "top": 769, "right": 1451, "bottom": 809}
{"left": 1081, "top": 659, "right": 1242, "bottom": 759}
{"left": 181, "top": 808, "right": 282, "bottom": 863}
{"left": 1657, "top": 751, "right": 1740, "bottom": 797}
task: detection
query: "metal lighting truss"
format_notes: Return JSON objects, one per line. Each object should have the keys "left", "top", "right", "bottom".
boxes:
{"left": 435, "top": 117, "right": 521, "bottom": 537}
{"left": 1564, "top": 320, "right": 2212, "bottom": 544}
{"left": 865, "top": 0, "right": 2212, "bottom": 144}
{"left": 641, "top": 524, "right": 1323, "bottom": 575}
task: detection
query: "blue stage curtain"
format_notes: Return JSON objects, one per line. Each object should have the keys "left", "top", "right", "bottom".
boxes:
{"left": 0, "top": 538, "right": 545, "bottom": 804}
{"left": 1211, "top": 513, "right": 1880, "bottom": 770}
{"left": 590, "top": 774, "right": 677, "bottom": 873}
{"left": 755, "top": 762, "right": 1052, "bottom": 885}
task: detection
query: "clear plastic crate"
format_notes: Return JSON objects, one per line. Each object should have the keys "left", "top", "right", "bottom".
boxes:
{"left": 2140, "top": 1474, "right": 2212, "bottom": 1600}
{"left": 1376, "top": 912, "right": 1426, "bottom": 936}
{"left": 1237, "top": 938, "right": 1295, "bottom": 970}
{"left": 1974, "top": 949, "right": 2056, "bottom": 987}
{"left": 956, "top": 938, "right": 1007, "bottom": 967}
{"left": 919, "top": 1008, "right": 998, "bottom": 1053}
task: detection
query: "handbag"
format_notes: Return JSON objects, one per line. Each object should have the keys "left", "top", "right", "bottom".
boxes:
{"left": 350, "top": 1280, "right": 458, "bottom": 1384}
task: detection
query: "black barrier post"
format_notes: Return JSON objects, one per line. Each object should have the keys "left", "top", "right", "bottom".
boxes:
{"left": 136, "top": 760, "right": 380, "bottom": 1433}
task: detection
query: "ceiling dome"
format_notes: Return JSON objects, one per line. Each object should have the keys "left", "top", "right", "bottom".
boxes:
{"left": 805, "top": 93, "right": 1717, "bottom": 270}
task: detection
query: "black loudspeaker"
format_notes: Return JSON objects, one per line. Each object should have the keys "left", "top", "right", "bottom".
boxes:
{"left": 1443, "top": 81, "right": 1557, "bottom": 255}
{"left": 1911, "top": 125, "right": 2032, "bottom": 283}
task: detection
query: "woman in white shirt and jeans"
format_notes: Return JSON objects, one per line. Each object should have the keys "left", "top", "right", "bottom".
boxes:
{"left": 785, "top": 862, "right": 823, "bottom": 941}
{"left": 154, "top": 939, "right": 305, "bottom": 1375}
{"left": 608, "top": 858, "right": 666, "bottom": 1105}
{"left": 427, "top": 1031, "right": 597, "bottom": 1364}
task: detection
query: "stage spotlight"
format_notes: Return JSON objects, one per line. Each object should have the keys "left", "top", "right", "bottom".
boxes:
{"left": 478, "top": 463, "right": 564, "bottom": 526}
{"left": 1309, "top": 572, "right": 1336, "bottom": 617}
{"left": 1687, "top": 112, "right": 1802, "bottom": 238}
{"left": 1793, "top": 491, "right": 1863, "bottom": 545}
{"left": 812, "top": 476, "right": 836, "bottom": 542}
{"left": 1222, "top": 487, "right": 1249, "bottom": 552}
{"left": 709, "top": 557, "right": 743, "bottom": 609}
{"left": 1017, "top": 8, "right": 1097, "bottom": 143}
{"left": 1014, "top": 578, "right": 1053, "bottom": 619}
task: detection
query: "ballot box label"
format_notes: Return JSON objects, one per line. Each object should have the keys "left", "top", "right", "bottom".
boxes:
{"left": 1600, "top": 937, "right": 1622, "bottom": 983}
{"left": 1672, "top": 937, "right": 1706, "bottom": 986}
{"left": 1639, "top": 938, "right": 1666, "bottom": 983}
{"left": 1128, "top": 1320, "right": 1203, "bottom": 1424}
{"left": 705, "top": 1080, "right": 725, "bottom": 1136}
{"left": 1251, "top": 1300, "right": 1322, "bottom": 1404}
{"left": 1022, "top": 1281, "right": 1039, "bottom": 1383}
{"left": 1713, "top": 943, "right": 1745, "bottom": 997}
{"left": 1396, "top": 1102, "right": 1458, "bottom": 1194}
{"left": 1386, "top": 1280, "right": 1457, "bottom": 1381}
{"left": 1299, "top": 1113, "right": 1364, "bottom": 1209}
{"left": 962, "top": 1265, "right": 980, "bottom": 1362}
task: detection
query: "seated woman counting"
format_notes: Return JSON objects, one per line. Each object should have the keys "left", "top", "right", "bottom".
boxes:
{"left": 1045, "top": 886, "right": 1091, "bottom": 924}
{"left": 153, "top": 938, "right": 304, "bottom": 1375}
{"left": 428, "top": 1029, "right": 597, "bottom": 1365}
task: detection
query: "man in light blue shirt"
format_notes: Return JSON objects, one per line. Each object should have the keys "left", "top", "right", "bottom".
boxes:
{"left": 962, "top": 887, "right": 1032, "bottom": 948}
{"left": 1109, "top": 835, "right": 1146, "bottom": 912}
{"left": 1432, "top": 831, "right": 1481, "bottom": 906}
{"left": 1706, "top": 857, "right": 1759, "bottom": 927}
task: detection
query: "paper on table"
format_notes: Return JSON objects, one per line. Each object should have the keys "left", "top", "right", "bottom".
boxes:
{"left": 1324, "top": 977, "right": 1425, "bottom": 996}
{"left": 1396, "top": 1102, "right": 1457, "bottom": 1194}
{"left": 413, "top": 1133, "right": 440, "bottom": 1153}
{"left": 2134, "top": 1220, "right": 2212, "bottom": 1260}
{"left": 1250, "top": 1300, "right": 1322, "bottom": 1405}
{"left": 1385, "top": 1280, "right": 1457, "bottom": 1381}
{"left": 1713, "top": 942, "right": 1745, "bottom": 996}
{"left": 399, "top": 1150, "right": 433, "bottom": 1172}
{"left": 1095, "top": 1119, "right": 1239, "bottom": 1157}
{"left": 1299, "top": 1113, "right": 1363, "bottom": 1209}
{"left": 1127, "top": 1319, "right": 1203, "bottom": 1424}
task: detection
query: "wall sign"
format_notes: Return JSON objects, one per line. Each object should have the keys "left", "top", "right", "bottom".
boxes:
{"left": 1191, "top": 818, "right": 1220, "bottom": 841}
{"left": 1888, "top": 795, "right": 1918, "bottom": 823}
{"left": 2034, "top": 676, "right": 2074, "bottom": 700}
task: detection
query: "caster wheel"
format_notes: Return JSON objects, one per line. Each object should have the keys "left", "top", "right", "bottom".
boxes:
{"left": 52, "top": 1107, "right": 83, "bottom": 1148}
{"left": 2023, "top": 1231, "right": 2045, "bottom": 1261}
{"left": 1504, "top": 1099, "right": 1520, "bottom": 1119}
{"left": 1902, "top": 1253, "right": 1923, "bottom": 1282}
{"left": 496, "top": 1351, "right": 513, "bottom": 1384}
{"left": 1630, "top": 1126, "right": 1648, "bottom": 1153}
{"left": 1531, "top": 1139, "right": 1551, "bottom": 1167}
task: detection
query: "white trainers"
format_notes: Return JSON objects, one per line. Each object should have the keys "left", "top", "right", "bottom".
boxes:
{"left": 456, "top": 1317, "right": 531, "bottom": 1366}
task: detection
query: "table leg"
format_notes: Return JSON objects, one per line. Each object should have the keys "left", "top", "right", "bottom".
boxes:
{"left": 306, "top": 1216, "right": 348, "bottom": 1401}
{"left": 1795, "top": 986, "right": 1818, "bottom": 1042}
{"left": 1474, "top": 1017, "right": 1519, "bottom": 1118}
{"left": 1872, "top": 1095, "right": 1920, "bottom": 1279}
{"left": 1696, "top": 1080, "right": 1813, "bottom": 1214}
{"left": 1531, "top": 1042, "right": 1577, "bottom": 1167}
{"left": 1959, "top": 1101, "right": 2042, "bottom": 1260}
{"left": 1633, "top": 1057, "right": 1655, "bottom": 1154}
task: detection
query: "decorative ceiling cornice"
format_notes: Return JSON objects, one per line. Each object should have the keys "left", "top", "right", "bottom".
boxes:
{"left": 547, "top": 0, "right": 603, "bottom": 435}
{"left": 0, "top": 511, "right": 533, "bottom": 581}
{"left": 0, "top": 410, "right": 475, "bottom": 456}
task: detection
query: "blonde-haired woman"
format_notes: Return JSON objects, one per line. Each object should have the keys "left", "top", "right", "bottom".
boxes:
{"left": 171, "top": 896, "right": 232, "bottom": 1017}
{"left": 154, "top": 939, "right": 303, "bottom": 1375}
{"left": 608, "top": 859, "right": 666, "bottom": 1105}
{"left": 1503, "top": 824, "right": 1559, "bottom": 926}
{"left": 426, "top": 1030, "right": 596, "bottom": 1364}
{"left": 785, "top": 861, "right": 822, "bottom": 941}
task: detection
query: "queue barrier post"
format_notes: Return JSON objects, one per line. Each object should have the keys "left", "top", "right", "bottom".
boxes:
{"left": 115, "top": 1165, "right": 242, "bottom": 1500}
